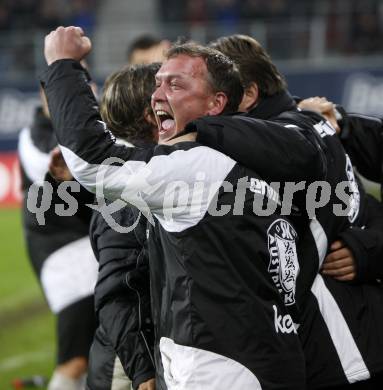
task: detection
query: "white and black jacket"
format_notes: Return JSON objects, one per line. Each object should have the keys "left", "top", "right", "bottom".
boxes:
{"left": 40, "top": 60, "right": 328, "bottom": 389}
{"left": 18, "top": 106, "right": 97, "bottom": 364}
{"left": 193, "top": 90, "right": 383, "bottom": 388}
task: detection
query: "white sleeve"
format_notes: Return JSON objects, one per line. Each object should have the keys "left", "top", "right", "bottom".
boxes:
{"left": 18, "top": 127, "right": 50, "bottom": 185}
{"left": 61, "top": 145, "right": 236, "bottom": 232}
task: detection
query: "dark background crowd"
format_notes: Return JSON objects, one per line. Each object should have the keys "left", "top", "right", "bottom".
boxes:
{"left": 0, "top": 0, "right": 98, "bottom": 76}
{"left": 0, "top": 0, "right": 97, "bottom": 32}
{"left": 159, "top": 0, "right": 383, "bottom": 56}
{"left": 0, "top": 0, "right": 383, "bottom": 80}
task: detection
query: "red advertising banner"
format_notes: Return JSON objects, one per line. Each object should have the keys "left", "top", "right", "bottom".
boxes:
{"left": 0, "top": 152, "right": 22, "bottom": 207}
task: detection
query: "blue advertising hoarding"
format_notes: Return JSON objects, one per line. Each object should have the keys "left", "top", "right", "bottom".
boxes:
{"left": 1, "top": 66, "right": 383, "bottom": 152}
{"left": 283, "top": 66, "right": 383, "bottom": 116}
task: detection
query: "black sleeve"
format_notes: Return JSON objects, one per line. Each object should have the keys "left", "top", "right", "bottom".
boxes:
{"left": 99, "top": 297, "right": 155, "bottom": 390}
{"left": 40, "top": 59, "right": 222, "bottom": 219}
{"left": 338, "top": 194, "right": 383, "bottom": 282}
{"left": 40, "top": 60, "right": 153, "bottom": 163}
{"left": 90, "top": 208, "right": 155, "bottom": 389}
{"left": 189, "top": 114, "right": 326, "bottom": 183}
{"left": 338, "top": 107, "right": 383, "bottom": 183}
{"left": 45, "top": 173, "right": 94, "bottom": 224}
{"left": 40, "top": 59, "right": 158, "bottom": 202}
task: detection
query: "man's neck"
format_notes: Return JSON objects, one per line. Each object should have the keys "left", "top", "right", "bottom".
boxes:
{"left": 162, "top": 133, "right": 197, "bottom": 145}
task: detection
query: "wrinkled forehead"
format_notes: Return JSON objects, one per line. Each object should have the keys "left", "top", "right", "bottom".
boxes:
{"left": 155, "top": 54, "right": 208, "bottom": 81}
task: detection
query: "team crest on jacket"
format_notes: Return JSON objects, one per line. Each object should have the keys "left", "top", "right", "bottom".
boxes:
{"left": 345, "top": 154, "right": 360, "bottom": 223}
{"left": 267, "top": 219, "right": 299, "bottom": 306}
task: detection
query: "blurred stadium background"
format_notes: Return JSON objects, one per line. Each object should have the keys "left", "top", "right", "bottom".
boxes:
{"left": 0, "top": 0, "right": 382, "bottom": 388}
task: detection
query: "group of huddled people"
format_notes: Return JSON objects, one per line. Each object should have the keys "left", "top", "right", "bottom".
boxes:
{"left": 19, "top": 26, "right": 383, "bottom": 390}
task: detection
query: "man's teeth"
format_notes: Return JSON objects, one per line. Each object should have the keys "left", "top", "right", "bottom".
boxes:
{"left": 156, "top": 110, "right": 169, "bottom": 116}
{"left": 156, "top": 110, "right": 174, "bottom": 131}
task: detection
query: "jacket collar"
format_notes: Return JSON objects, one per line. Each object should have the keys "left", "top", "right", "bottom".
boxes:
{"left": 247, "top": 90, "right": 297, "bottom": 120}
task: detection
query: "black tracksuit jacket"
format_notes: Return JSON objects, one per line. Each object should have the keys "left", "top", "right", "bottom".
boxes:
{"left": 40, "top": 59, "right": 329, "bottom": 390}
{"left": 192, "top": 91, "right": 383, "bottom": 388}
{"left": 87, "top": 204, "right": 155, "bottom": 390}
{"left": 338, "top": 108, "right": 383, "bottom": 189}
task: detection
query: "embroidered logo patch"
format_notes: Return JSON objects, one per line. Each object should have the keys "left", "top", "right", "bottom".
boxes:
{"left": 345, "top": 154, "right": 360, "bottom": 223}
{"left": 267, "top": 219, "right": 299, "bottom": 306}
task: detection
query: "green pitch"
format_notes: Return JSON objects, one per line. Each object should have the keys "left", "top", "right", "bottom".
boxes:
{"left": 0, "top": 208, "right": 54, "bottom": 390}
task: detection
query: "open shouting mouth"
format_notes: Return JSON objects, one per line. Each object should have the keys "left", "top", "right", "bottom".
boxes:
{"left": 156, "top": 109, "right": 175, "bottom": 138}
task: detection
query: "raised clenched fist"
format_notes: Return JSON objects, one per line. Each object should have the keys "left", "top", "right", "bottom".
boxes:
{"left": 44, "top": 26, "right": 92, "bottom": 66}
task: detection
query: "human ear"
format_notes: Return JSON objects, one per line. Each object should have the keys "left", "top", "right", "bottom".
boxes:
{"left": 238, "top": 82, "right": 259, "bottom": 112}
{"left": 207, "top": 92, "right": 228, "bottom": 115}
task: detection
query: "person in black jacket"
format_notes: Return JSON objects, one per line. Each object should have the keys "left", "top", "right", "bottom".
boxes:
{"left": 18, "top": 86, "right": 97, "bottom": 390}
{"left": 298, "top": 96, "right": 383, "bottom": 282}
{"left": 86, "top": 63, "right": 160, "bottom": 390}
{"left": 41, "top": 27, "right": 331, "bottom": 389}
{"left": 207, "top": 34, "right": 383, "bottom": 389}
{"left": 299, "top": 96, "right": 383, "bottom": 197}
{"left": 339, "top": 111, "right": 383, "bottom": 189}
